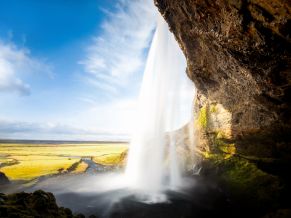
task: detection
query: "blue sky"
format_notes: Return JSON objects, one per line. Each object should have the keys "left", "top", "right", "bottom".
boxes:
{"left": 0, "top": 0, "right": 157, "bottom": 140}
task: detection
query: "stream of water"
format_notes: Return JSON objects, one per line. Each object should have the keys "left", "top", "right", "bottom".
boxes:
{"left": 125, "top": 15, "right": 195, "bottom": 200}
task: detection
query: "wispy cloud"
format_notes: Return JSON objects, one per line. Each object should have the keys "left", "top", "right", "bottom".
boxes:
{"left": 0, "top": 95, "right": 138, "bottom": 140}
{"left": 0, "top": 119, "right": 129, "bottom": 141}
{"left": 81, "top": 0, "right": 157, "bottom": 95}
{"left": 0, "top": 40, "right": 51, "bottom": 96}
{"left": 0, "top": 1, "right": 159, "bottom": 140}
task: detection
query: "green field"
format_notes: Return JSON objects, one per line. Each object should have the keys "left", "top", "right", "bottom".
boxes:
{"left": 0, "top": 143, "right": 128, "bottom": 181}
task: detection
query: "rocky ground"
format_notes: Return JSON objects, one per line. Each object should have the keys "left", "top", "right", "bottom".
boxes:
{"left": 0, "top": 190, "right": 86, "bottom": 218}
{"left": 1, "top": 171, "right": 291, "bottom": 217}
{"left": 0, "top": 175, "right": 253, "bottom": 218}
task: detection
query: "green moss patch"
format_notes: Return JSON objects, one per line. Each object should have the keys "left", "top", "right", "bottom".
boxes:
{"left": 197, "top": 105, "right": 208, "bottom": 129}
{"left": 203, "top": 154, "right": 282, "bottom": 209}
{"left": 209, "top": 104, "right": 218, "bottom": 113}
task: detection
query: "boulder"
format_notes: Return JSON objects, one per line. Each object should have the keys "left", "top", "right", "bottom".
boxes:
{"left": 0, "top": 190, "right": 83, "bottom": 218}
{"left": 0, "top": 172, "right": 9, "bottom": 185}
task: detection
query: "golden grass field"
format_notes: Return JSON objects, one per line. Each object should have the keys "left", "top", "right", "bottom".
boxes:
{"left": 0, "top": 143, "right": 128, "bottom": 181}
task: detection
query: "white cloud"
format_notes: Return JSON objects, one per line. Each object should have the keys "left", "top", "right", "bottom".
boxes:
{"left": 0, "top": 96, "right": 139, "bottom": 141}
{"left": 0, "top": 40, "right": 50, "bottom": 95}
{"left": 0, "top": 119, "right": 129, "bottom": 141}
{"left": 76, "top": 96, "right": 138, "bottom": 135}
{"left": 81, "top": 0, "right": 157, "bottom": 94}
{"left": 0, "top": 1, "right": 173, "bottom": 141}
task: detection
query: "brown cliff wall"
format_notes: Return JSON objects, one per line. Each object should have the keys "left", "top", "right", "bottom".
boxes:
{"left": 155, "top": 0, "right": 291, "bottom": 213}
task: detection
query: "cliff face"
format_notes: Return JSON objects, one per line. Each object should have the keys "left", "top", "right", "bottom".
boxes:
{"left": 155, "top": 0, "right": 291, "bottom": 213}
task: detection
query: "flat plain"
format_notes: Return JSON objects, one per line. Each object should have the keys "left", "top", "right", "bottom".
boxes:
{"left": 0, "top": 142, "right": 128, "bottom": 181}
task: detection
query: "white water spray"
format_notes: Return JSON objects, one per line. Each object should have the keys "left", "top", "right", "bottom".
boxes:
{"left": 125, "top": 15, "right": 195, "bottom": 197}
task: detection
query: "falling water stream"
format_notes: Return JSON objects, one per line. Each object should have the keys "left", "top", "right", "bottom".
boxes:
{"left": 15, "top": 15, "right": 197, "bottom": 217}
{"left": 125, "top": 15, "right": 195, "bottom": 201}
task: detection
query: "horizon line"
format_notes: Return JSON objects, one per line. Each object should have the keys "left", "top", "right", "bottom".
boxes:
{"left": 0, "top": 138, "right": 129, "bottom": 144}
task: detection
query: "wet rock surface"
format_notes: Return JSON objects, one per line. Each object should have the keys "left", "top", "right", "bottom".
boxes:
{"left": 154, "top": 0, "right": 291, "bottom": 216}
{"left": 154, "top": 0, "right": 291, "bottom": 157}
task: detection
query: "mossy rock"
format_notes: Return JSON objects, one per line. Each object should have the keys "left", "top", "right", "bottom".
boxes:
{"left": 0, "top": 190, "right": 83, "bottom": 218}
{"left": 209, "top": 104, "right": 218, "bottom": 113}
{"left": 201, "top": 155, "right": 282, "bottom": 211}
{"left": 196, "top": 105, "right": 208, "bottom": 129}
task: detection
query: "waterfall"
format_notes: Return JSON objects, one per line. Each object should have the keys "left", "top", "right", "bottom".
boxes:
{"left": 125, "top": 15, "right": 195, "bottom": 198}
